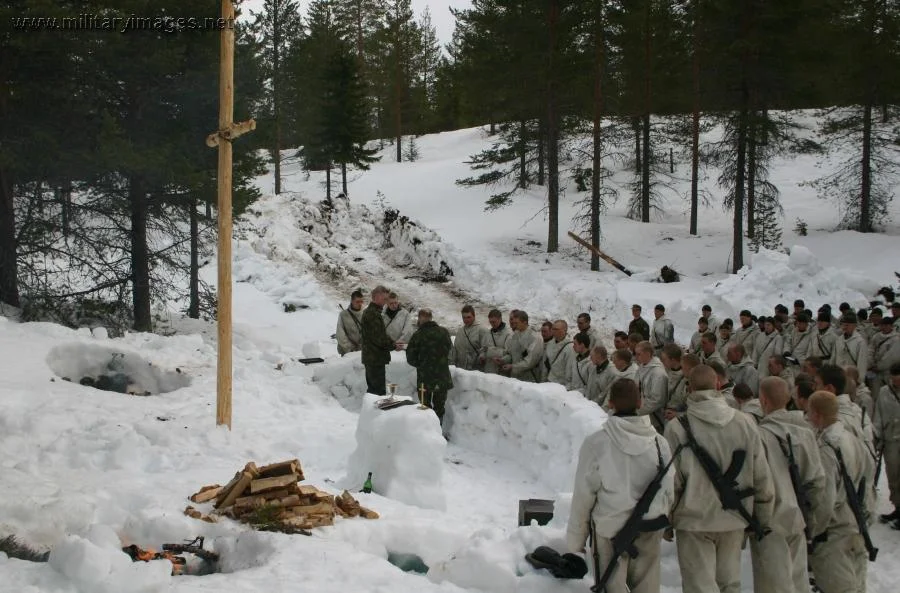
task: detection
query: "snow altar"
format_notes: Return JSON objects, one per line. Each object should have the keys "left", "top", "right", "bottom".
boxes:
{"left": 345, "top": 393, "right": 447, "bottom": 511}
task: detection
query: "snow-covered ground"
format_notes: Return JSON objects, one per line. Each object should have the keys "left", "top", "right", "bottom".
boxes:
{"left": 2, "top": 112, "right": 900, "bottom": 592}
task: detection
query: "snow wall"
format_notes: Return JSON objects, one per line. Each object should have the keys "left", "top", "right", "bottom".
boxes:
{"left": 314, "top": 352, "right": 607, "bottom": 489}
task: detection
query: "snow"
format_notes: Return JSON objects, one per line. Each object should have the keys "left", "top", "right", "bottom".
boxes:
{"left": 345, "top": 394, "right": 447, "bottom": 511}
{"left": 3, "top": 111, "right": 900, "bottom": 592}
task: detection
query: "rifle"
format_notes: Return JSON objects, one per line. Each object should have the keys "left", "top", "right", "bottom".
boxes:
{"left": 779, "top": 434, "right": 813, "bottom": 544}
{"left": 677, "top": 416, "right": 767, "bottom": 541}
{"left": 591, "top": 441, "right": 683, "bottom": 593}
{"left": 829, "top": 444, "right": 878, "bottom": 561}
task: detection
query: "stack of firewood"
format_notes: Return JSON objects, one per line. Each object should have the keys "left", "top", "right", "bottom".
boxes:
{"left": 185, "top": 459, "right": 378, "bottom": 532}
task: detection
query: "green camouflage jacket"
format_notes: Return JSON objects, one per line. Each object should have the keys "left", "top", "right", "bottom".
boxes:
{"left": 406, "top": 321, "right": 453, "bottom": 391}
{"left": 361, "top": 302, "right": 394, "bottom": 366}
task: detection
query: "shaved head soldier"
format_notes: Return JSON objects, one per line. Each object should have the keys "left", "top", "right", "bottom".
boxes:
{"left": 664, "top": 365, "right": 775, "bottom": 593}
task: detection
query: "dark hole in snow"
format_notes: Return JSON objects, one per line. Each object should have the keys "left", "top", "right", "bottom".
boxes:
{"left": 525, "top": 240, "right": 541, "bottom": 247}
{"left": 387, "top": 551, "right": 429, "bottom": 575}
{"left": 353, "top": 257, "right": 364, "bottom": 262}
{"left": 47, "top": 343, "right": 191, "bottom": 396}
{"left": 411, "top": 237, "right": 422, "bottom": 246}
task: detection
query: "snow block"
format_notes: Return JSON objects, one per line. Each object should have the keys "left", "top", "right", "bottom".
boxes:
{"left": 345, "top": 393, "right": 447, "bottom": 511}
{"left": 445, "top": 372, "right": 607, "bottom": 489}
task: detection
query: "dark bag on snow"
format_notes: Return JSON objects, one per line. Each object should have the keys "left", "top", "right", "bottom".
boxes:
{"left": 524, "top": 546, "right": 588, "bottom": 579}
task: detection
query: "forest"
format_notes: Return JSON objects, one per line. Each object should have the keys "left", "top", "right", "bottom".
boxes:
{"left": 1, "top": 0, "right": 898, "bottom": 330}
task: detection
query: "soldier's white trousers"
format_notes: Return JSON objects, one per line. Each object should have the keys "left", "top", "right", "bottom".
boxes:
{"left": 592, "top": 530, "right": 662, "bottom": 593}
{"left": 675, "top": 529, "right": 744, "bottom": 593}
{"left": 750, "top": 530, "right": 808, "bottom": 593}
{"left": 809, "top": 532, "right": 867, "bottom": 593}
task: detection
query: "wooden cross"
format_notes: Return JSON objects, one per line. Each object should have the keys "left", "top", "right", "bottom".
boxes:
{"left": 209, "top": 0, "right": 255, "bottom": 429}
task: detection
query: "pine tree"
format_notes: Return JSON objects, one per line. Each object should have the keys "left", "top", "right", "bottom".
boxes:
{"left": 324, "top": 45, "right": 381, "bottom": 195}
{"left": 249, "top": 0, "right": 304, "bottom": 195}
{"left": 814, "top": 0, "right": 900, "bottom": 231}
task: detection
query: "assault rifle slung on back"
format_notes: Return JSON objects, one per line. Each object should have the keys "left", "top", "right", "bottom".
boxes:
{"left": 677, "top": 416, "right": 768, "bottom": 541}
{"left": 590, "top": 441, "right": 683, "bottom": 593}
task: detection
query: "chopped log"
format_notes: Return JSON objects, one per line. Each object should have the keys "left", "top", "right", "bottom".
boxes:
{"left": 276, "top": 494, "right": 301, "bottom": 508}
{"left": 244, "top": 462, "right": 260, "bottom": 478}
{"left": 261, "top": 488, "right": 290, "bottom": 501}
{"left": 184, "top": 506, "right": 202, "bottom": 519}
{"left": 184, "top": 506, "right": 218, "bottom": 523}
{"left": 257, "top": 459, "right": 303, "bottom": 480}
{"left": 233, "top": 494, "right": 270, "bottom": 510}
{"left": 336, "top": 491, "right": 361, "bottom": 517}
{"left": 282, "top": 514, "right": 334, "bottom": 529}
{"left": 215, "top": 471, "right": 244, "bottom": 505}
{"left": 359, "top": 507, "right": 379, "bottom": 520}
{"left": 249, "top": 473, "right": 299, "bottom": 494}
{"left": 189, "top": 484, "right": 222, "bottom": 503}
{"left": 292, "top": 501, "right": 334, "bottom": 516}
{"left": 215, "top": 471, "right": 254, "bottom": 509}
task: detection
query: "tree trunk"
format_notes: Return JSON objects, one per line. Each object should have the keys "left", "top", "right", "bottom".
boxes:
{"left": 641, "top": 112, "right": 651, "bottom": 223}
{"left": 326, "top": 164, "right": 332, "bottom": 201}
{"left": 860, "top": 102, "right": 873, "bottom": 232}
{"left": 746, "top": 112, "right": 757, "bottom": 239}
{"left": 0, "top": 167, "right": 19, "bottom": 307}
{"left": 537, "top": 119, "right": 546, "bottom": 186}
{"left": 641, "top": 1, "right": 652, "bottom": 223}
{"left": 689, "top": 7, "right": 701, "bottom": 236}
{"left": 341, "top": 162, "right": 348, "bottom": 196}
{"left": 273, "top": 19, "right": 282, "bottom": 195}
{"left": 61, "top": 180, "right": 73, "bottom": 238}
{"left": 545, "top": 0, "right": 560, "bottom": 253}
{"left": 188, "top": 193, "right": 200, "bottom": 319}
{"left": 590, "top": 3, "right": 605, "bottom": 272}
{"left": 129, "top": 177, "right": 152, "bottom": 331}
{"left": 632, "top": 116, "right": 642, "bottom": 173}
{"left": 489, "top": 119, "right": 496, "bottom": 135}
{"left": 394, "top": 36, "right": 403, "bottom": 163}
{"left": 733, "top": 87, "right": 749, "bottom": 273}
{"left": 518, "top": 119, "right": 528, "bottom": 188}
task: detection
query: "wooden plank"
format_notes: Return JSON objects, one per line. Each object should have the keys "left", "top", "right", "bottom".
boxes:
{"left": 567, "top": 231, "right": 633, "bottom": 276}
{"left": 190, "top": 484, "right": 222, "bottom": 503}
{"left": 257, "top": 459, "right": 301, "bottom": 479}
{"left": 249, "top": 473, "right": 299, "bottom": 494}
{"left": 215, "top": 471, "right": 253, "bottom": 509}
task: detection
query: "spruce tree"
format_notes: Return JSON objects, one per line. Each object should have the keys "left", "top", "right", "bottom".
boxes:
{"left": 249, "top": 0, "right": 304, "bottom": 195}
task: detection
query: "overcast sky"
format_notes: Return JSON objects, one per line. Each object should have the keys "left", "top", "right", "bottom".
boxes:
{"left": 239, "top": 1, "right": 472, "bottom": 47}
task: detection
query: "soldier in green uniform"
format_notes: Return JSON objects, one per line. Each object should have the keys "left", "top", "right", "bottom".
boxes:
{"left": 406, "top": 308, "right": 453, "bottom": 425}
{"left": 361, "top": 285, "right": 401, "bottom": 395}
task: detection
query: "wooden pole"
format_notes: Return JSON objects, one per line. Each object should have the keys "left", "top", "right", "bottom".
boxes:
{"left": 216, "top": 0, "right": 235, "bottom": 429}
{"left": 567, "top": 231, "right": 633, "bottom": 277}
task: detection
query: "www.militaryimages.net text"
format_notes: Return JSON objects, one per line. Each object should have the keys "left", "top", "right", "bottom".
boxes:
{"left": 10, "top": 14, "right": 234, "bottom": 34}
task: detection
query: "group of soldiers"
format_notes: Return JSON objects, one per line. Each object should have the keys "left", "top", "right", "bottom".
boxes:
{"left": 335, "top": 287, "right": 900, "bottom": 592}
{"left": 563, "top": 298, "right": 900, "bottom": 593}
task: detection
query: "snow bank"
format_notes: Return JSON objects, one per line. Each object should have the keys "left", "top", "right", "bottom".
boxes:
{"left": 703, "top": 245, "right": 879, "bottom": 317}
{"left": 345, "top": 394, "right": 447, "bottom": 511}
{"left": 48, "top": 526, "right": 172, "bottom": 593}
{"left": 46, "top": 342, "right": 191, "bottom": 395}
{"left": 315, "top": 356, "right": 607, "bottom": 489}
{"left": 446, "top": 372, "right": 607, "bottom": 488}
